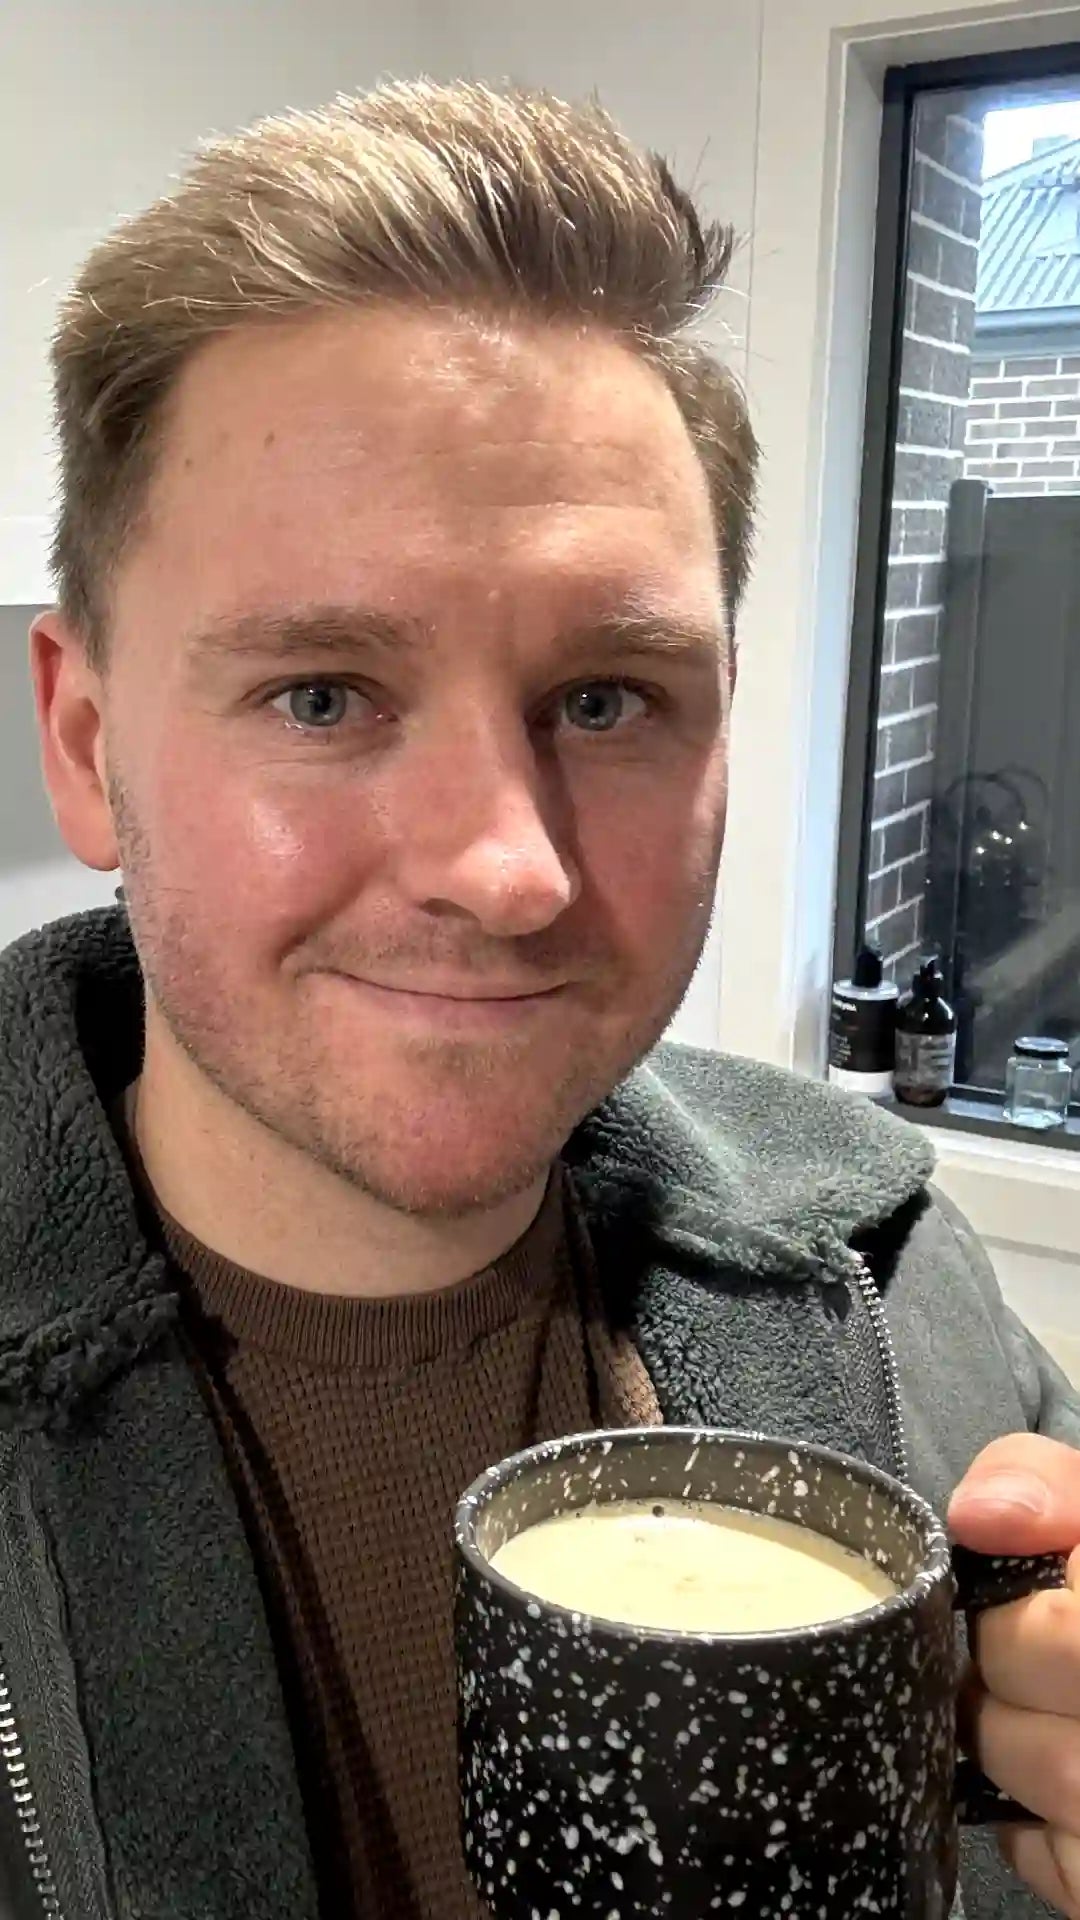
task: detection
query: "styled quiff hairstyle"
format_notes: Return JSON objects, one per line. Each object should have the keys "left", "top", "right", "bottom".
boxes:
{"left": 50, "top": 79, "right": 758, "bottom": 664}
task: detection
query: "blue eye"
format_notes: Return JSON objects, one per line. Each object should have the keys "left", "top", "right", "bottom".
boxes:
{"left": 561, "top": 683, "right": 647, "bottom": 733}
{"left": 271, "top": 683, "right": 353, "bottom": 729}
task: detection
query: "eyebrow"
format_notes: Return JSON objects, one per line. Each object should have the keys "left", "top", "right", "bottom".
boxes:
{"left": 182, "top": 603, "right": 723, "bottom": 668}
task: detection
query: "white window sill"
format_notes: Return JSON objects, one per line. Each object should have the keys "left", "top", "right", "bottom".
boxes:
{"left": 917, "top": 1123, "right": 1080, "bottom": 1262}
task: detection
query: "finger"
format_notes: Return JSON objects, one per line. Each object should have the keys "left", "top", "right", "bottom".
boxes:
{"left": 975, "top": 1583, "right": 1080, "bottom": 1717}
{"left": 949, "top": 1434, "right": 1080, "bottom": 1556}
{"left": 1000, "top": 1823, "right": 1080, "bottom": 1919}
{"left": 969, "top": 1688, "right": 1080, "bottom": 1829}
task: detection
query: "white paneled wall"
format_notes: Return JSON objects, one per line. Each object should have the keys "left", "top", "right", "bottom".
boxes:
{"left": 1, "top": 0, "right": 440, "bottom": 603}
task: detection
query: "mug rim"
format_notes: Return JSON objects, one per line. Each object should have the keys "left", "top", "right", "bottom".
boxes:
{"left": 454, "top": 1425, "right": 952, "bottom": 1649}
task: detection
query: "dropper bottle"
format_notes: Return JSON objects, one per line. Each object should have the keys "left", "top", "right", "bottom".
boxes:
{"left": 827, "top": 943, "right": 899, "bottom": 1101}
{"left": 893, "top": 957, "right": 957, "bottom": 1109}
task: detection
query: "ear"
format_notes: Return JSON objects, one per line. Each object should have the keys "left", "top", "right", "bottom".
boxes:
{"left": 30, "top": 609, "right": 119, "bottom": 872}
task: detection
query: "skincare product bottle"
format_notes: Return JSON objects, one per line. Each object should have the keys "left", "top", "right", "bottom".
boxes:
{"left": 827, "top": 944, "right": 898, "bottom": 1100}
{"left": 893, "top": 957, "right": 956, "bottom": 1109}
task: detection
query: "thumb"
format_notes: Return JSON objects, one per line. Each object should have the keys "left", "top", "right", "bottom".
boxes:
{"left": 948, "top": 1432, "right": 1080, "bottom": 1555}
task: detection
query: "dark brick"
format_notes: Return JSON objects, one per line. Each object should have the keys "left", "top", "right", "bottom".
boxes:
{"left": 998, "top": 398, "right": 1053, "bottom": 419}
{"left": 868, "top": 826, "right": 886, "bottom": 876}
{"left": 878, "top": 666, "right": 915, "bottom": 718}
{"left": 1022, "top": 415, "right": 1059, "bottom": 434}
{"left": 963, "top": 401, "right": 996, "bottom": 421}
{"left": 1024, "top": 376, "right": 1080, "bottom": 397}
{"left": 1060, "top": 356, "right": 1080, "bottom": 373}
{"left": 913, "top": 100, "right": 950, "bottom": 164}
{"left": 1002, "top": 356, "right": 1059, "bottom": 378}
{"left": 943, "top": 114, "right": 985, "bottom": 186}
{"left": 968, "top": 357, "right": 1003, "bottom": 379}
{"left": 904, "top": 756, "right": 936, "bottom": 807}
{"left": 881, "top": 710, "right": 933, "bottom": 768}
{"left": 889, "top": 503, "right": 947, "bottom": 557}
{"left": 963, "top": 459, "right": 1019, "bottom": 480}
{"left": 965, "top": 418, "right": 1011, "bottom": 441}
{"left": 896, "top": 856, "right": 931, "bottom": 923}
{"left": 884, "top": 561, "right": 921, "bottom": 613}
{"left": 882, "top": 946, "right": 920, "bottom": 984}
{"left": 970, "top": 377, "right": 1021, "bottom": 398}
{"left": 871, "top": 769, "right": 907, "bottom": 820}
{"left": 902, "top": 335, "right": 972, "bottom": 401}
{"left": 1045, "top": 478, "right": 1080, "bottom": 494}
{"left": 988, "top": 478, "right": 1047, "bottom": 494}
{"left": 912, "top": 158, "right": 982, "bottom": 242}
{"left": 911, "top": 280, "right": 976, "bottom": 350}
{"left": 913, "top": 660, "right": 940, "bottom": 709}
{"left": 917, "top": 560, "right": 945, "bottom": 608}
{"left": 898, "top": 394, "right": 955, "bottom": 449}
{"left": 886, "top": 609, "right": 940, "bottom": 665}
{"left": 867, "top": 868, "right": 901, "bottom": 922}
{"left": 882, "top": 809, "right": 926, "bottom": 867}
{"left": 868, "top": 899, "right": 920, "bottom": 963}
{"left": 942, "top": 230, "right": 981, "bottom": 297}
{"left": 1017, "top": 459, "right": 1076, "bottom": 478}
{"left": 905, "top": 219, "right": 942, "bottom": 282}
{"left": 1052, "top": 398, "right": 1080, "bottom": 417}
{"left": 892, "top": 446, "right": 963, "bottom": 502}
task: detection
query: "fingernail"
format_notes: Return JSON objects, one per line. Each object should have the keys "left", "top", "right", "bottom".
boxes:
{"left": 956, "top": 1472, "right": 1049, "bottom": 1516}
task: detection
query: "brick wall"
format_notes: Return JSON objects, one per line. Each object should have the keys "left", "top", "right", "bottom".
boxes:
{"left": 963, "top": 352, "right": 1080, "bottom": 490}
{"left": 864, "top": 97, "right": 985, "bottom": 977}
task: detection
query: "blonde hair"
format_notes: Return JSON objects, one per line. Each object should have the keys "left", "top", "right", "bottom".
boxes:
{"left": 50, "top": 79, "right": 758, "bottom": 662}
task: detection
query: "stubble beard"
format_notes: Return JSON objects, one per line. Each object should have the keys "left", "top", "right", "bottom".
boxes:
{"left": 111, "top": 781, "right": 722, "bottom": 1219}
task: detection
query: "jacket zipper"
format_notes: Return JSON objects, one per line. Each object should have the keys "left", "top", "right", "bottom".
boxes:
{"left": 0, "top": 1663, "right": 62, "bottom": 1916}
{"left": 849, "top": 1250, "right": 909, "bottom": 1484}
{"left": 0, "top": 1441, "right": 114, "bottom": 1920}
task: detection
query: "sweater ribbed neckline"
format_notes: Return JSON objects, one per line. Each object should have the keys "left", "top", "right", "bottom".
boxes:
{"left": 152, "top": 1168, "right": 568, "bottom": 1373}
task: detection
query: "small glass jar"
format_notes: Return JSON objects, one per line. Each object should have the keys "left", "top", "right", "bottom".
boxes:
{"left": 1003, "top": 1038, "right": 1074, "bottom": 1131}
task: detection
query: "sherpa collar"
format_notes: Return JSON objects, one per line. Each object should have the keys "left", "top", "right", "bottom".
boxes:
{"left": 0, "top": 909, "right": 933, "bottom": 1430}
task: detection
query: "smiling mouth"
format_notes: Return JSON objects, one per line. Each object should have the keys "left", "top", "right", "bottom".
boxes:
{"left": 355, "top": 979, "right": 567, "bottom": 1003}
{"left": 318, "top": 971, "right": 569, "bottom": 1026}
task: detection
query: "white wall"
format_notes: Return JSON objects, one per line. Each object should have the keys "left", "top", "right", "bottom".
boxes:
{"left": 0, "top": 0, "right": 438, "bottom": 603}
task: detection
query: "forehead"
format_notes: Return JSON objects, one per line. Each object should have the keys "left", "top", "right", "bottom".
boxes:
{"left": 120, "top": 306, "right": 722, "bottom": 641}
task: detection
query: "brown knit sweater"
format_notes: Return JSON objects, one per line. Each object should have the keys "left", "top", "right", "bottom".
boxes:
{"left": 129, "top": 1151, "right": 659, "bottom": 1920}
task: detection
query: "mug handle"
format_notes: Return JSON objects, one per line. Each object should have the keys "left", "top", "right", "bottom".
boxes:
{"left": 951, "top": 1545, "right": 1068, "bottom": 1825}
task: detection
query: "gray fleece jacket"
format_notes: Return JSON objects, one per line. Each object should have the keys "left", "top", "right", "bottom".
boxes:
{"left": 0, "top": 907, "right": 1075, "bottom": 1920}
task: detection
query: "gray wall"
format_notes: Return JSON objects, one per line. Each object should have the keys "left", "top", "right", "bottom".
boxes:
{"left": 0, "top": 608, "right": 116, "bottom": 946}
{"left": 0, "top": 607, "right": 61, "bottom": 873}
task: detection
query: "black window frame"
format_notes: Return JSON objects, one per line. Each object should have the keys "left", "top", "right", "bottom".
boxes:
{"left": 835, "top": 39, "right": 1080, "bottom": 1150}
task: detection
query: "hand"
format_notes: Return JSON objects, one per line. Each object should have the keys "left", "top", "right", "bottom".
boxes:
{"left": 950, "top": 1433, "right": 1080, "bottom": 1915}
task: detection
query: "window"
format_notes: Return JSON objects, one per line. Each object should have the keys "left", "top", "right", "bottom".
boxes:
{"left": 837, "top": 46, "right": 1080, "bottom": 1142}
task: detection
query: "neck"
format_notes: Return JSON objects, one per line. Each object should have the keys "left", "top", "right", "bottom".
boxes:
{"left": 128, "top": 1012, "right": 551, "bottom": 1299}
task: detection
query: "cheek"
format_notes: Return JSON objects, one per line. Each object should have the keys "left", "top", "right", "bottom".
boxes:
{"left": 135, "top": 753, "right": 379, "bottom": 946}
{"left": 572, "top": 750, "right": 727, "bottom": 952}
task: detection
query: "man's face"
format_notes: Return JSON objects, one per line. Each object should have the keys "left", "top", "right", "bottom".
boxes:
{"left": 99, "top": 307, "right": 731, "bottom": 1215}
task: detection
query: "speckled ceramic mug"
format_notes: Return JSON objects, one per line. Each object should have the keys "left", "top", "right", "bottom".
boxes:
{"left": 455, "top": 1427, "right": 1065, "bottom": 1919}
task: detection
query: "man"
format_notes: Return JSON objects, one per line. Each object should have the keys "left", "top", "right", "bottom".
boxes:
{"left": 2, "top": 74, "right": 1078, "bottom": 1920}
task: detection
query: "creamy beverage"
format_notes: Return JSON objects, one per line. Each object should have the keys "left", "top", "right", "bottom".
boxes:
{"left": 491, "top": 1498, "right": 897, "bottom": 1633}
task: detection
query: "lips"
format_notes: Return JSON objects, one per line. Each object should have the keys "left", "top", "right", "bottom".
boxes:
{"left": 332, "top": 972, "right": 567, "bottom": 1003}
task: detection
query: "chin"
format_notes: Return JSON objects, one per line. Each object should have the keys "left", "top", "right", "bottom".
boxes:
{"left": 307, "top": 1064, "right": 594, "bottom": 1218}
{"left": 334, "top": 1135, "right": 557, "bottom": 1220}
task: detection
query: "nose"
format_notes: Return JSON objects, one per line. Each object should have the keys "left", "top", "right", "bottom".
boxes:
{"left": 392, "top": 713, "right": 581, "bottom": 937}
